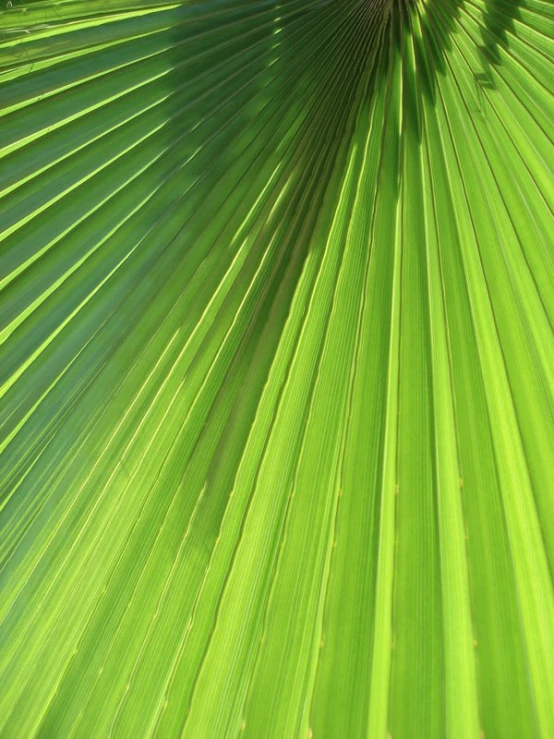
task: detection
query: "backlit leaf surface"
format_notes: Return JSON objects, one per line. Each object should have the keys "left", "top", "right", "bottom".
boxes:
{"left": 0, "top": 0, "right": 553, "bottom": 736}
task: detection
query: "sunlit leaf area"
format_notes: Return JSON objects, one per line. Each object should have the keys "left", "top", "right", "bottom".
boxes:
{"left": 0, "top": 0, "right": 553, "bottom": 736}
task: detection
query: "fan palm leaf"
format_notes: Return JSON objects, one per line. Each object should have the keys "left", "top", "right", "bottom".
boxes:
{"left": 0, "top": 0, "right": 553, "bottom": 736}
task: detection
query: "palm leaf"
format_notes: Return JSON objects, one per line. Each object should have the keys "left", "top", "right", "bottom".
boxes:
{"left": 0, "top": 0, "right": 553, "bottom": 736}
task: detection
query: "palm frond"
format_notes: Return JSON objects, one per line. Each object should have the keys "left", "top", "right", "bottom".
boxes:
{"left": 0, "top": 0, "right": 553, "bottom": 736}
